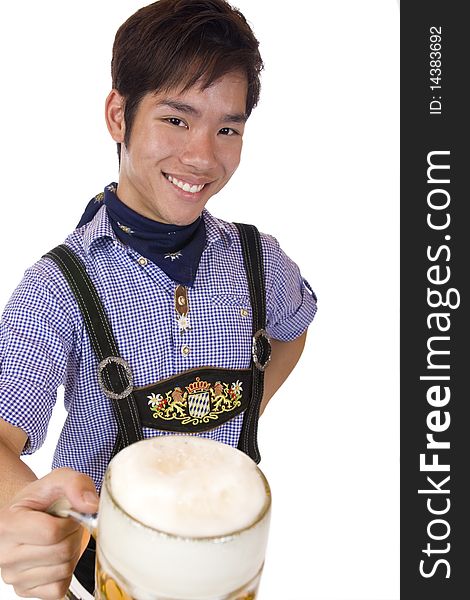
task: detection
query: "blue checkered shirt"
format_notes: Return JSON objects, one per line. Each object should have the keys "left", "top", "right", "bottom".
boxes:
{"left": 0, "top": 206, "right": 317, "bottom": 490}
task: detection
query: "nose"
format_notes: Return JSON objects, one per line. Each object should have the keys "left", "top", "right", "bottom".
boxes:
{"left": 180, "top": 130, "right": 218, "bottom": 172}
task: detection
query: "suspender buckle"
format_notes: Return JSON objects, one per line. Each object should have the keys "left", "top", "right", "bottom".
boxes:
{"left": 252, "top": 329, "right": 272, "bottom": 372}
{"left": 97, "top": 356, "right": 134, "bottom": 400}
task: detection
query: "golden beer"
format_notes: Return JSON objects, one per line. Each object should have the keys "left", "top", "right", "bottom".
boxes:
{"left": 95, "top": 555, "right": 261, "bottom": 600}
{"left": 94, "top": 436, "right": 271, "bottom": 600}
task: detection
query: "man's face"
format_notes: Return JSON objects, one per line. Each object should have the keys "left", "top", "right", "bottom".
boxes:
{"left": 114, "top": 71, "right": 248, "bottom": 225}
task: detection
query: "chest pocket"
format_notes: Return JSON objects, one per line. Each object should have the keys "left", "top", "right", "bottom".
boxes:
{"left": 204, "top": 293, "right": 252, "bottom": 368}
{"left": 211, "top": 293, "right": 251, "bottom": 311}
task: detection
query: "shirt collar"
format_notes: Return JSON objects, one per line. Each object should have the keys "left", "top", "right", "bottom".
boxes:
{"left": 202, "top": 209, "right": 235, "bottom": 249}
{"left": 81, "top": 204, "right": 235, "bottom": 255}
{"left": 82, "top": 204, "right": 115, "bottom": 254}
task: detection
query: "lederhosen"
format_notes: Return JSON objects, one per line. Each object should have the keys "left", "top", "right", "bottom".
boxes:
{"left": 44, "top": 223, "right": 272, "bottom": 597}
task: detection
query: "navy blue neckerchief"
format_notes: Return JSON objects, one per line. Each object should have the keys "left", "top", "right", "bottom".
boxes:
{"left": 77, "top": 183, "right": 206, "bottom": 287}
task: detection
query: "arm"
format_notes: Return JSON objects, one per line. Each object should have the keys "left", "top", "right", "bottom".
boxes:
{"left": 260, "top": 330, "right": 307, "bottom": 415}
{"left": 0, "top": 260, "right": 99, "bottom": 597}
{"left": 259, "top": 232, "right": 317, "bottom": 417}
{"left": 0, "top": 419, "right": 98, "bottom": 599}
{"left": 0, "top": 419, "right": 35, "bottom": 506}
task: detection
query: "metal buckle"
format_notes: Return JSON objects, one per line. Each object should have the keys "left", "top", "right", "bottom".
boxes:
{"left": 252, "top": 329, "right": 272, "bottom": 372}
{"left": 97, "top": 356, "right": 134, "bottom": 400}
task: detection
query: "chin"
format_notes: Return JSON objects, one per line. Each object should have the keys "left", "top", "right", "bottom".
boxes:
{"left": 169, "top": 206, "right": 205, "bottom": 227}
{"left": 175, "top": 215, "right": 202, "bottom": 226}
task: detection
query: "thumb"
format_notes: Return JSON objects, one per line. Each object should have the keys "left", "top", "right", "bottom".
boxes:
{"left": 11, "top": 467, "right": 99, "bottom": 514}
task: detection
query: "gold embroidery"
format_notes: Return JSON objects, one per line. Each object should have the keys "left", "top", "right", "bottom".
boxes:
{"left": 147, "top": 377, "right": 243, "bottom": 426}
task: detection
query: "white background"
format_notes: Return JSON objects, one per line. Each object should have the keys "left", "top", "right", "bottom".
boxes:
{"left": 0, "top": 1, "right": 399, "bottom": 599}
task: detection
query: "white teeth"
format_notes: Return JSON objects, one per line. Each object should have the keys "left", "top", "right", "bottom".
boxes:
{"left": 167, "top": 174, "right": 205, "bottom": 194}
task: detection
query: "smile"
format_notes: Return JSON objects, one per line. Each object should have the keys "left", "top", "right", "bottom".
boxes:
{"left": 164, "top": 173, "right": 206, "bottom": 194}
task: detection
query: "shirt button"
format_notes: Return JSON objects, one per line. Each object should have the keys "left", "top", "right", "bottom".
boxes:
{"left": 240, "top": 308, "right": 249, "bottom": 317}
{"left": 138, "top": 257, "right": 148, "bottom": 266}
{"left": 181, "top": 345, "right": 190, "bottom": 356}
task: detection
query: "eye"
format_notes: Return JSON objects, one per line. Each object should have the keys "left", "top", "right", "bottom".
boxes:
{"left": 219, "top": 127, "right": 239, "bottom": 136}
{"left": 165, "top": 117, "right": 188, "bottom": 128}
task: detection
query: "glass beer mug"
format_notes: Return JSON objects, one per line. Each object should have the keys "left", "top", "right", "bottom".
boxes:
{"left": 51, "top": 436, "right": 271, "bottom": 600}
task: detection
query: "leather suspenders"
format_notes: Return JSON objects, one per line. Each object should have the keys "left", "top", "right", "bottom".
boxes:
{"left": 44, "top": 222, "right": 271, "bottom": 463}
{"left": 44, "top": 244, "right": 143, "bottom": 457}
{"left": 233, "top": 223, "right": 271, "bottom": 463}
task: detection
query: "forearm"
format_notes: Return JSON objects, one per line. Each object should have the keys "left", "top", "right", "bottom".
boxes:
{"left": 0, "top": 439, "right": 37, "bottom": 509}
{"left": 260, "top": 330, "right": 307, "bottom": 414}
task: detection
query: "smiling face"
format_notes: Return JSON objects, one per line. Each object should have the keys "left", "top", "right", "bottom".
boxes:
{"left": 105, "top": 71, "right": 248, "bottom": 225}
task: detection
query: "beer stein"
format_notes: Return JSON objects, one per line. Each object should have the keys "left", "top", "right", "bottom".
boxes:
{"left": 49, "top": 436, "right": 271, "bottom": 600}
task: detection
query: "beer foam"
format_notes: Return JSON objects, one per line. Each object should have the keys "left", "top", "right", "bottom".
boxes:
{"left": 109, "top": 436, "right": 267, "bottom": 537}
{"left": 99, "top": 436, "right": 271, "bottom": 598}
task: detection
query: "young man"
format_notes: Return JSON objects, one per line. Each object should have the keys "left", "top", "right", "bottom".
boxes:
{"left": 0, "top": 1, "right": 317, "bottom": 598}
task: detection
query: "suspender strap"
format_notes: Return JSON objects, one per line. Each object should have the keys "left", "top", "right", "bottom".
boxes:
{"left": 234, "top": 223, "right": 271, "bottom": 464}
{"left": 46, "top": 231, "right": 268, "bottom": 595}
{"left": 44, "top": 244, "right": 143, "bottom": 449}
{"left": 44, "top": 227, "right": 268, "bottom": 463}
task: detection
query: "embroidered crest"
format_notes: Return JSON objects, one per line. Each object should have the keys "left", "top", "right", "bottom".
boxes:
{"left": 94, "top": 192, "right": 104, "bottom": 202}
{"left": 187, "top": 377, "right": 211, "bottom": 418}
{"left": 147, "top": 377, "right": 243, "bottom": 426}
{"left": 164, "top": 251, "right": 183, "bottom": 261}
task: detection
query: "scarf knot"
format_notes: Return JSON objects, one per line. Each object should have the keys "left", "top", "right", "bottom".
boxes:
{"left": 77, "top": 183, "right": 206, "bottom": 286}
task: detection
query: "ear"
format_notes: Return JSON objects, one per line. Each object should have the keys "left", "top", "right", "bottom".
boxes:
{"left": 105, "top": 89, "right": 126, "bottom": 143}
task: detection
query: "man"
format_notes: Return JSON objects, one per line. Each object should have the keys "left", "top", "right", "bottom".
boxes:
{"left": 0, "top": 1, "right": 317, "bottom": 598}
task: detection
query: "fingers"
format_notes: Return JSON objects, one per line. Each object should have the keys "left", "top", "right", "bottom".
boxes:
{"left": 0, "top": 468, "right": 98, "bottom": 599}
{"left": 10, "top": 467, "right": 99, "bottom": 514}
{"left": 3, "top": 568, "right": 73, "bottom": 600}
{"left": 1, "top": 509, "right": 81, "bottom": 546}
{"left": 2, "top": 559, "right": 77, "bottom": 592}
{"left": 0, "top": 527, "right": 83, "bottom": 600}
{"left": 1, "top": 524, "right": 83, "bottom": 570}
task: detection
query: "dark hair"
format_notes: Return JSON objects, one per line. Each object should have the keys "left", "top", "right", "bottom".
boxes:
{"left": 111, "top": 0, "right": 264, "bottom": 153}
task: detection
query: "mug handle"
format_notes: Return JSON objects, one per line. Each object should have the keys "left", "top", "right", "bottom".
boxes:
{"left": 46, "top": 497, "right": 98, "bottom": 536}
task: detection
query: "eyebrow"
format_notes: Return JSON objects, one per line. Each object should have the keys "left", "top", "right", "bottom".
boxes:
{"left": 157, "top": 99, "right": 247, "bottom": 124}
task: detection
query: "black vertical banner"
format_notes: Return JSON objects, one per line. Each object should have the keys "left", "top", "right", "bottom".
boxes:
{"left": 401, "top": 2, "right": 469, "bottom": 599}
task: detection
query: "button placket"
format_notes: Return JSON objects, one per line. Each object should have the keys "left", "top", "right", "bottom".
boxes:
{"left": 175, "top": 285, "right": 191, "bottom": 334}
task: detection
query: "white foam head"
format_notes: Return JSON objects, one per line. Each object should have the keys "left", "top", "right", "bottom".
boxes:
{"left": 110, "top": 435, "right": 267, "bottom": 537}
{"left": 98, "top": 436, "right": 271, "bottom": 599}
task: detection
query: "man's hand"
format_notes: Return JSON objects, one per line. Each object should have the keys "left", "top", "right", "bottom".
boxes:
{"left": 0, "top": 467, "right": 99, "bottom": 599}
